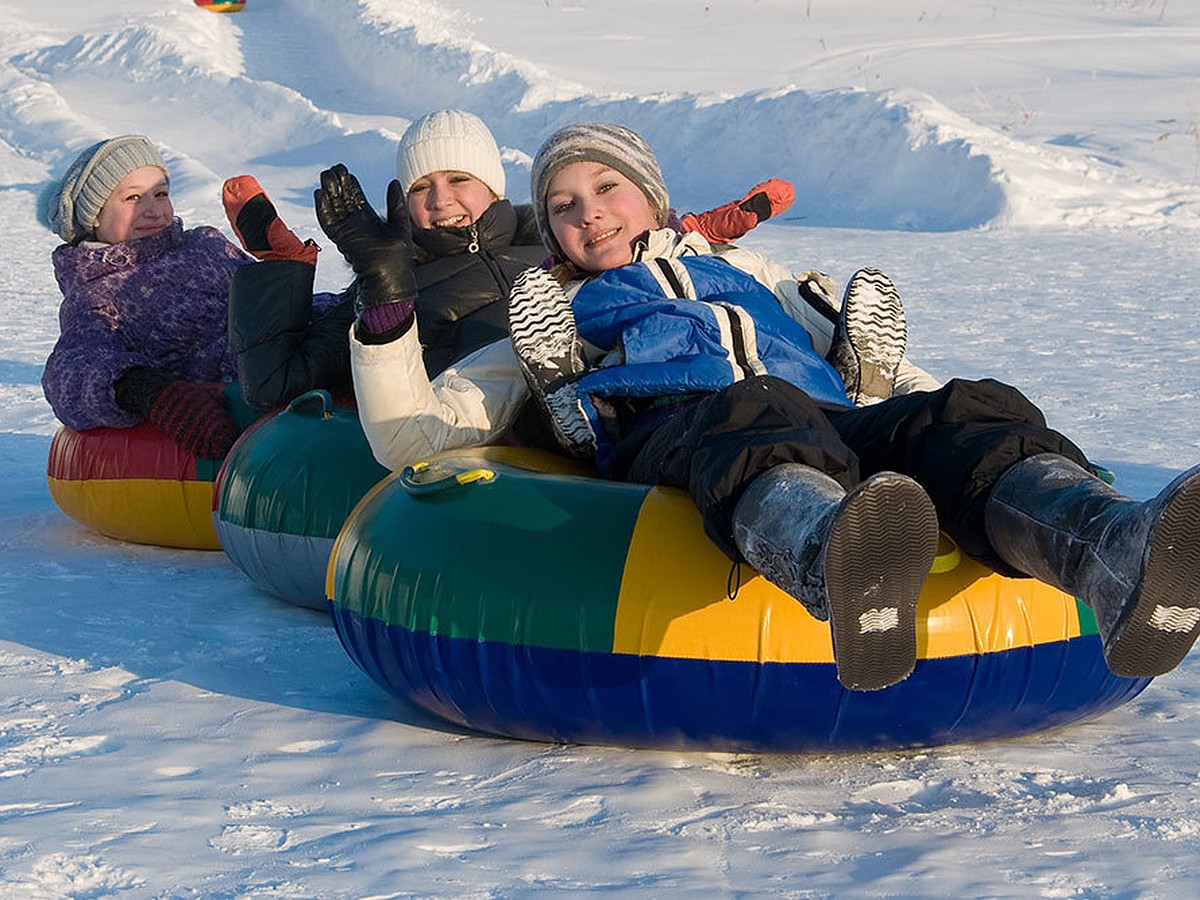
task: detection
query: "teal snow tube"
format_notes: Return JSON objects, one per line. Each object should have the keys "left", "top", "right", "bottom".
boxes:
{"left": 214, "top": 390, "right": 388, "bottom": 610}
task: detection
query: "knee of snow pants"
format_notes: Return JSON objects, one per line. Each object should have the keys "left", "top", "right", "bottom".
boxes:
{"left": 618, "top": 375, "right": 859, "bottom": 561}
{"left": 829, "top": 377, "right": 1090, "bottom": 574}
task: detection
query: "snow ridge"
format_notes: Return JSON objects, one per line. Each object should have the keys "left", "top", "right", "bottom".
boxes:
{"left": 7, "top": 0, "right": 1193, "bottom": 231}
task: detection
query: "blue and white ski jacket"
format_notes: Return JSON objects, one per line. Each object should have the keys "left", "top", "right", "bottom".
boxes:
{"left": 574, "top": 255, "right": 850, "bottom": 406}
{"left": 506, "top": 231, "right": 852, "bottom": 471}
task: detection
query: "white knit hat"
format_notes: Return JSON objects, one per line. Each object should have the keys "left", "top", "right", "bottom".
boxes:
{"left": 394, "top": 109, "right": 505, "bottom": 200}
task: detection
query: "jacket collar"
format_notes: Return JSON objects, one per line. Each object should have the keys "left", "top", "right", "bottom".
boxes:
{"left": 630, "top": 227, "right": 713, "bottom": 262}
{"left": 562, "top": 228, "right": 716, "bottom": 298}
{"left": 52, "top": 218, "right": 185, "bottom": 292}
{"left": 411, "top": 199, "right": 519, "bottom": 262}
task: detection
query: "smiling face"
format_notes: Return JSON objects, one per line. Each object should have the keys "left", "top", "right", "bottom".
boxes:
{"left": 544, "top": 161, "right": 659, "bottom": 272}
{"left": 405, "top": 170, "right": 497, "bottom": 230}
{"left": 93, "top": 166, "right": 173, "bottom": 244}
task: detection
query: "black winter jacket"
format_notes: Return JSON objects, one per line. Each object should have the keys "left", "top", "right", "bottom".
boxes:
{"left": 228, "top": 199, "right": 546, "bottom": 412}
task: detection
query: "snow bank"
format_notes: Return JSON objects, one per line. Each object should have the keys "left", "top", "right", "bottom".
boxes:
{"left": 7, "top": 0, "right": 1195, "bottom": 235}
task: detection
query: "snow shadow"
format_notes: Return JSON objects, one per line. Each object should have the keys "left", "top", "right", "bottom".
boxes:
{"left": 0, "top": 431, "right": 464, "bottom": 732}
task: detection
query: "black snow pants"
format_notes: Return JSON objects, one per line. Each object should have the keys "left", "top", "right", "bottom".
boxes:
{"left": 612, "top": 375, "right": 1089, "bottom": 574}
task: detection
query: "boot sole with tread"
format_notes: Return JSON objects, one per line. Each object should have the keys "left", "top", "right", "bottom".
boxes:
{"left": 833, "top": 268, "right": 907, "bottom": 407}
{"left": 823, "top": 472, "right": 939, "bottom": 691}
{"left": 1106, "top": 468, "right": 1200, "bottom": 678}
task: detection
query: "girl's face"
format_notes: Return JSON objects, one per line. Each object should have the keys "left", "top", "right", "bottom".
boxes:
{"left": 406, "top": 170, "right": 497, "bottom": 230}
{"left": 94, "top": 166, "right": 173, "bottom": 244}
{"left": 545, "top": 161, "right": 658, "bottom": 272}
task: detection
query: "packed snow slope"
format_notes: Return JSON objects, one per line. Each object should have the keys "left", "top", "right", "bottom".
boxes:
{"left": 2, "top": 0, "right": 1200, "bottom": 896}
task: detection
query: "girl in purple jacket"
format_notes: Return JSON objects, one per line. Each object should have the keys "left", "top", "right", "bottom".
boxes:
{"left": 41, "top": 135, "right": 250, "bottom": 458}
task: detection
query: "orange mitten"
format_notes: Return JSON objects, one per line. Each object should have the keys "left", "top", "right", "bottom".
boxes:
{"left": 681, "top": 178, "right": 795, "bottom": 243}
{"left": 223, "top": 175, "right": 318, "bottom": 265}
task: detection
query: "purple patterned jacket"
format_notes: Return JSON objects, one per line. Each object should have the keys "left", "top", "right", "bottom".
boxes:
{"left": 42, "top": 219, "right": 250, "bottom": 430}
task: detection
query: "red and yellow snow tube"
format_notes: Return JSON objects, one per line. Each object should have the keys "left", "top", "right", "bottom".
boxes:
{"left": 194, "top": 0, "right": 246, "bottom": 12}
{"left": 327, "top": 446, "right": 1150, "bottom": 753}
{"left": 47, "top": 422, "right": 225, "bottom": 550}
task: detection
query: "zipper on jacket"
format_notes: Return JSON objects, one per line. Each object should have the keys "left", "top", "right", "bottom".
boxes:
{"left": 468, "top": 222, "right": 521, "bottom": 294}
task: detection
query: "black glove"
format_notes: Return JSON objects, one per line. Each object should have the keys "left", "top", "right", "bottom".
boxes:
{"left": 314, "top": 164, "right": 416, "bottom": 311}
{"left": 114, "top": 367, "right": 172, "bottom": 417}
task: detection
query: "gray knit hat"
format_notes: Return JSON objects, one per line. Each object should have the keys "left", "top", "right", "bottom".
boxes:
{"left": 45, "top": 135, "right": 168, "bottom": 243}
{"left": 530, "top": 122, "right": 670, "bottom": 259}
{"left": 395, "top": 109, "right": 506, "bottom": 200}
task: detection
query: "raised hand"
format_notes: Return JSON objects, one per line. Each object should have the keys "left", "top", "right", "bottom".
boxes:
{"left": 680, "top": 178, "right": 795, "bottom": 243}
{"left": 314, "top": 164, "right": 416, "bottom": 310}
{"left": 223, "top": 175, "right": 319, "bottom": 265}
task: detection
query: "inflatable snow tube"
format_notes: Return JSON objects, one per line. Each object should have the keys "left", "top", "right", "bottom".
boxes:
{"left": 194, "top": 0, "right": 246, "bottom": 12}
{"left": 47, "top": 422, "right": 226, "bottom": 550}
{"left": 214, "top": 390, "right": 389, "bottom": 611}
{"left": 327, "top": 447, "right": 1150, "bottom": 752}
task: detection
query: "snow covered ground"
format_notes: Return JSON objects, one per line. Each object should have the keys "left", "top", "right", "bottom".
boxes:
{"left": 2, "top": 0, "right": 1200, "bottom": 894}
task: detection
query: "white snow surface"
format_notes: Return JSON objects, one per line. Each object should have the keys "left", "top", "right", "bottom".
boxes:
{"left": 3, "top": 0, "right": 1200, "bottom": 895}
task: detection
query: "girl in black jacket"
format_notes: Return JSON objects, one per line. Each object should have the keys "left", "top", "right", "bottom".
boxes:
{"left": 224, "top": 109, "right": 793, "bottom": 412}
{"left": 223, "top": 109, "right": 546, "bottom": 411}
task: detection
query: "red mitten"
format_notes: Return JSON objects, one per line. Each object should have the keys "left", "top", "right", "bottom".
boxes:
{"left": 681, "top": 178, "right": 795, "bottom": 243}
{"left": 223, "top": 175, "right": 319, "bottom": 265}
{"left": 147, "top": 381, "right": 241, "bottom": 459}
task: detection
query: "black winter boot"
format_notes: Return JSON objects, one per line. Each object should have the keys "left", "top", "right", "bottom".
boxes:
{"left": 985, "top": 453, "right": 1200, "bottom": 678}
{"left": 732, "top": 464, "right": 939, "bottom": 691}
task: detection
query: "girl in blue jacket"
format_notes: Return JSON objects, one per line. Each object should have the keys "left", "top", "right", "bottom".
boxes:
{"left": 332, "top": 122, "right": 1200, "bottom": 696}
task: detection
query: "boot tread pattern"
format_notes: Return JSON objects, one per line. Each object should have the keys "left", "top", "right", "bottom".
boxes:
{"left": 823, "top": 473, "right": 938, "bottom": 691}
{"left": 859, "top": 608, "right": 900, "bottom": 633}
{"left": 508, "top": 267, "right": 583, "bottom": 379}
{"left": 1107, "top": 471, "right": 1200, "bottom": 677}
{"left": 834, "top": 268, "right": 907, "bottom": 407}
{"left": 508, "top": 267, "right": 596, "bottom": 455}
